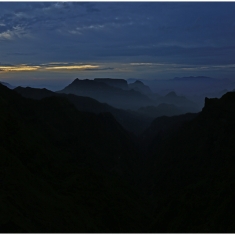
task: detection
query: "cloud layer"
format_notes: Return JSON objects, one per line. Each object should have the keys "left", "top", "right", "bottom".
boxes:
{"left": 0, "top": 2, "right": 235, "bottom": 83}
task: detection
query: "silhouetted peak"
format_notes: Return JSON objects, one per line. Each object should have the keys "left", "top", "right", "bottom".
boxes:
{"left": 0, "top": 81, "right": 16, "bottom": 89}
{"left": 204, "top": 97, "right": 218, "bottom": 108}
{"left": 14, "top": 86, "right": 23, "bottom": 89}
{"left": 165, "top": 91, "right": 177, "bottom": 97}
{"left": 0, "top": 82, "right": 9, "bottom": 90}
{"left": 14, "top": 86, "right": 25, "bottom": 92}
{"left": 204, "top": 92, "right": 235, "bottom": 107}
{"left": 128, "top": 80, "right": 152, "bottom": 95}
{"left": 134, "top": 80, "right": 144, "bottom": 85}
{"left": 129, "top": 80, "right": 145, "bottom": 87}
{"left": 202, "top": 92, "right": 235, "bottom": 119}
{"left": 72, "top": 78, "right": 80, "bottom": 83}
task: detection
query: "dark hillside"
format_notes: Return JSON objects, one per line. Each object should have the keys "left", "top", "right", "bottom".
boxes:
{"left": 137, "top": 103, "right": 184, "bottom": 119}
{"left": 2, "top": 82, "right": 235, "bottom": 233}
{"left": 0, "top": 83, "right": 151, "bottom": 232}
{"left": 143, "top": 92, "right": 235, "bottom": 232}
{"left": 141, "top": 112, "right": 198, "bottom": 152}
{"left": 14, "top": 86, "right": 153, "bottom": 134}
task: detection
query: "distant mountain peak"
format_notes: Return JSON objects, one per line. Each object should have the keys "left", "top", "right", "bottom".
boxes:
{"left": 128, "top": 80, "right": 152, "bottom": 95}
{"left": 0, "top": 81, "right": 16, "bottom": 89}
{"left": 203, "top": 91, "right": 235, "bottom": 117}
{"left": 134, "top": 80, "right": 144, "bottom": 85}
{"left": 165, "top": 91, "right": 177, "bottom": 97}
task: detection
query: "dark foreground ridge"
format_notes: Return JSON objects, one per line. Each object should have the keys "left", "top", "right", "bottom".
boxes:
{"left": 1, "top": 83, "right": 235, "bottom": 232}
{"left": 0, "top": 83, "right": 150, "bottom": 232}
{"left": 14, "top": 86, "right": 153, "bottom": 134}
{"left": 142, "top": 91, "right": 235, "bottom": 232}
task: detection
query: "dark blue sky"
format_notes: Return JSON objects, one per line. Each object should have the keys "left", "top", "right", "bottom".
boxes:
{"left": 1, "top": 2, "right": 235, "bottom": 88}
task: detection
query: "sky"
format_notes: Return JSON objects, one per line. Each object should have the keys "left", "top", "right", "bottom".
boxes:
{"left": 0, "top": 1, "right": 235, "bottom": 89}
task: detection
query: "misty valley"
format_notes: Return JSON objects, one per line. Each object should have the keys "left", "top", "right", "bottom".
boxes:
{"left": 1, "top": 78, "right": 235, "bottom": 233}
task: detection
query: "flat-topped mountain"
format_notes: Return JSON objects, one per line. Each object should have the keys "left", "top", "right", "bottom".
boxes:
{"left": 94, "top": 78, "right": 129, "bottom": 89}
{"left": 57, "top": 78, "right": 155, "bottom": 110}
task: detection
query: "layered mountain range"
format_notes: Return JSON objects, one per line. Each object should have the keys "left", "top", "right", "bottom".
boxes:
{"left": 14, "top": 86, "right": 152, "bottom": 135}
{"left": 1, "top": 79, "right": 235, "bottom": 232}
{"left": 57, "top": 78, "right": 153, "bottom": 110}
{"left": 57, "top": 78, "right": 199, "bottom": 113}
{"left": 14, "top": 78, "right": 199, "bottom": 134}
{"left": 0, "top": 83, "right": 151, "bottom": 232}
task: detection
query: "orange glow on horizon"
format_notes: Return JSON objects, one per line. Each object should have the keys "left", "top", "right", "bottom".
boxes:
{"left": 0, "top": 64, "right": 99, "bottom": 72}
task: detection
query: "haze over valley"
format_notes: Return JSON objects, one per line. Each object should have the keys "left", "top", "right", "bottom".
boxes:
{"left": 1, "top": 2, "right": 235, "bottom": 233}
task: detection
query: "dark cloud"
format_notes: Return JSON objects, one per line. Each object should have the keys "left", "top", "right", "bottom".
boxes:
{"left": 0, "top": 2, "right": 235, "bottom": 81}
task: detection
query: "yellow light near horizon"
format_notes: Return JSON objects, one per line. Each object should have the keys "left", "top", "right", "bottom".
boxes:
{"left": 0, "top": 64, "right": 99, "bottom": 72}
{"left": 0, "top": 65, "right": 40, "bottom": 72}
{"left": 44, "top": 65, "right": 99, "bottom": 70}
